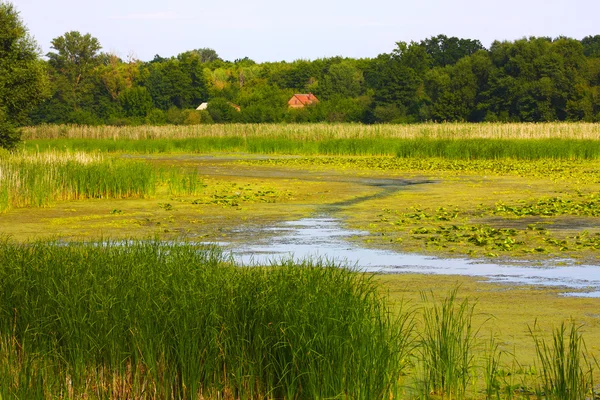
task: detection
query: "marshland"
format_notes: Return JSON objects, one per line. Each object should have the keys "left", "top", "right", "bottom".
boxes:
{"left": 0, "top": 122, "right": 599, "bottom": 398}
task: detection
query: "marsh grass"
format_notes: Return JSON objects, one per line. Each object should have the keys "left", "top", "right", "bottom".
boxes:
{"left": 0, "top": 151, "right": 203, "bottom": 212}
{"left": 23, "top": 137, "right": 600, "bottom": 160}
{"left": 530, "top": 321, "right": 596, "bottom": 400}
{"left": 0, "top": 240, "right": 414, "bottom": 399}
{"left": 417, "top": 288, "right": 481, "bottom": 398}
{"left": 394, "top": 139, "right": 600, "bottom": 160}
{"left": 22, "top": 123, "right": 600, "bottom": 141}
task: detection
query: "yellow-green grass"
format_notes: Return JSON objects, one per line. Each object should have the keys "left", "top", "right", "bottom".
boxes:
{"left": 0, "top": 164, "right": 357, "bottom": 242}
{"left": 0, "top": 151, "right": 205, "bottom": 213}
{"left": 22, "top": 122, "right": 600, "bottom": 141}
{"left": 20, "top": 123, "right": 600, "bottom": 160}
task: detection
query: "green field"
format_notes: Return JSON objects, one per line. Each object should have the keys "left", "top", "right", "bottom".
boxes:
{"left": 2, "top": 123, "right": 600, "bottom": 399}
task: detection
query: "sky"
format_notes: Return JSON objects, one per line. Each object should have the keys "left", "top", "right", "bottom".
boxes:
{"left": 14, "top": 0, "right": 600, "bottom": 63}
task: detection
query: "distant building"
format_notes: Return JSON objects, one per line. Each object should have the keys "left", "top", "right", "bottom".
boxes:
{"left": 196, "top": 102, "right": 240, "bottom": 112}
{"left": 288, "top": 93, "right": 319, "bottom": 108}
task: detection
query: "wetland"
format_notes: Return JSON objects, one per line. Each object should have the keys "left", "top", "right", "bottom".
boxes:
{"left": 3, "top": 123, "right": 600, "bottom": 398}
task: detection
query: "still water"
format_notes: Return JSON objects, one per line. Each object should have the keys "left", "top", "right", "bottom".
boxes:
{"left": 226, "top": 217, "right": 600, "bottom": 297}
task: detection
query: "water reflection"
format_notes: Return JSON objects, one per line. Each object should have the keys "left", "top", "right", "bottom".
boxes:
{"left": 227, "top": 217, "right": 600, "bottom": 297}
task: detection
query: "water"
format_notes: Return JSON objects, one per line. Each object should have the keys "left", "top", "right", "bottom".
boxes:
{"left": 225, "top": 217, "right": 600, "bottom": 297}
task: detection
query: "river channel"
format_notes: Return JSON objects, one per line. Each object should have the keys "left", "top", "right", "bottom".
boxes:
{"left": 150, "top": 155, "right": 600, "bottom": 297}
{"left": 224, "top": 216, "right": 600, "bottom": 298}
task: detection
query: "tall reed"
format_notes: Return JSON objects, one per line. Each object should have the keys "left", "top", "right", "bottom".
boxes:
{"left": 22, "top": 122, "right": 600, "bottom": 141}
{"left": 530, "top": 321, "right": 596, "bottom": 400}
{"left": 0, "top": 151, "right": 204, "bottom": 212}
{"left": 23, "top": 137, "right": 600, "bottom": 160}
{"left": 418, "top": 288, "right": 480, "bottom": 398}
{"left": 0, "top": 240, "right": 413, "bottom": 399}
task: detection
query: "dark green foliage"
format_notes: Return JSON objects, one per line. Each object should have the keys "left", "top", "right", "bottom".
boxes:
{"left": 0, "top": 118, "right": 20, "bottom": 149}
{"left": 19, "top": 25, "right": 600, "bottom": 125}
{"left": 582, "top": 35, "right": 600, "bottom": 58}
{"left": 119, "top": 86, "right": 154, "bottom": 118}
{"left": 207, "top": 98, "right": 241, "bottom": 122}
{"left": 45, "top": 31, "right": 102, "bottom": 116}
{"left": 420, "top": 34, "right": 485, "bottom": 67}
{"left": 0, "top": 2, "right": 48, "bottom": 148}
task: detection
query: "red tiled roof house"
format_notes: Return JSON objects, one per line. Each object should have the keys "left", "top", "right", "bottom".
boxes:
{"left": 288, "top": 93, "right": 319, "bottom": 108}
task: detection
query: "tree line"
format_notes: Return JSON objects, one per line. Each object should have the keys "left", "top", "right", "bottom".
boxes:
{"left": 2, "top": 1, "right": 600, "bottom": 142}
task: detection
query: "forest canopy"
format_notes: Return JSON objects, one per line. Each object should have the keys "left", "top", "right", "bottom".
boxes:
{"left": 3, "top": 2, "right": 600, "bottom": 127}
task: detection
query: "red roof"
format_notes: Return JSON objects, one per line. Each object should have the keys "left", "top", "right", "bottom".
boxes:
{"left": 288, "top": 93, "right": 319, "bottom": 106}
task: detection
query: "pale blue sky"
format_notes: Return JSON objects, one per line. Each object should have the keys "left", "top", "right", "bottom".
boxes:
{"left": 15, "top": 0, "right": 600, "bottom": 62}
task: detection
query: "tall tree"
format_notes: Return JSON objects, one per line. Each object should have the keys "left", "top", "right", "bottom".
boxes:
{"left": 420, "top": 35, "right": 485, "bottom": 67}
{"left": 0, "top": 1, "right": 48, "bottom": 148}
{"left": 582, "top": 35, "right": 600, "bottom": 58}
{"left": 46, "top": 31, "right": 102, "bottom": 115}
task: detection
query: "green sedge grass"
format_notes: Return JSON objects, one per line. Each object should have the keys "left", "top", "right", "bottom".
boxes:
{"left": 0, "top": 239, "right": 414, "bottom": 399}
{"left": 530, "top": 321, "right": 596, "bottom": 400}
{"left": 0, "top": 151, "right": 203, "bottom": 212}
{"left": 416, "top": 288, "right": 481, "bottom": 398}
{"left": 22, "top": 137, "right": 600, "bottom": 160}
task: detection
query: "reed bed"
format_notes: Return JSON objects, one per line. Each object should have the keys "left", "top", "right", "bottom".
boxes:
{"left": 23, "top": 137, "right": 600, "bottom": 160}
{"left": 393, "top": 138, "right": 600, "bottom": 160}
{"left": 0, "top": 151, "right": 202, "bottom": 212}
{"left": 22, "top": 122, "right": 600, "bottom": 141}
{"left": 0, "top": 240, "right": 412, "bottom": 399}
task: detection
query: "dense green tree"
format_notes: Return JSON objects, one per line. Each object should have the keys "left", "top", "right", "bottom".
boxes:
{"left": 0, "top": 1, "right": 48, "bottom": 148}
{"left": 177, "top": 51, "right": 210, "bottom": 104}
{"left": 420, "top": 35, "right": 484, "bottom": 67}
{"left": 141, "top": 59, "right": 193, "bottom": 109}
{"left": 319, "top": 60, "right": 364, "bottom": 99}
{"left": 364, "top": 45, "right": 424, "bottom": 122}
{"left": 207, "top": 98, "right": 241, "bottom": 123}
{"left": 46, "top": 31, "right": 102, "bottom": 114}
{"left": 483, "top": 37, "right": 589, "bottom": 122}
{"left": 119, "top": 87, "right": 153, "bottom": 118}
{"left": 423, "top": 57, "right": 478, "bottom": 121}
{"left": 582, "top": 35, "right": 600, "bottom": 58}
{"left": 20, "top": 30, "right": 600, "bottom": 125}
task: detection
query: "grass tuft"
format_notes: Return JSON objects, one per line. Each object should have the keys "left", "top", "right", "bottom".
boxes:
{"left": 530, "top": 320, "right": 596, "bottom": 400}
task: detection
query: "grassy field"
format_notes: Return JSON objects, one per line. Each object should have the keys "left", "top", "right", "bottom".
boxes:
{"left": 2, "top": 123, "right": 600, "bottom": 398}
